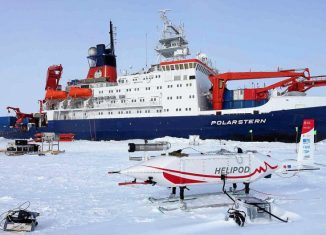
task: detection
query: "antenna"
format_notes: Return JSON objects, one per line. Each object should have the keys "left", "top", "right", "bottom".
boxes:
{"left": 145, "top": 33, "right": 148, "bottom": 67}
{"left": 109, "top": 20, "right": 115, "bottom": 55}
{"left": 159, "top": 9, "right": 172, "bottom": 39}
{"left": 155, "top": 10, "right": 190, "bottom": 62}
{"left": 159, "top": 9, "right": 171, "bottom": 23}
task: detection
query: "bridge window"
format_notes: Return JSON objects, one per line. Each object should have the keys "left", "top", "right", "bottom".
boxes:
{"left": 174, "top": 75, "right": 181, "bottom": 81}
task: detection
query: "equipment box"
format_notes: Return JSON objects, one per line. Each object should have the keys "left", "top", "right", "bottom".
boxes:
{"left": 240, "top": 196, "right": 272, "bottom": 221}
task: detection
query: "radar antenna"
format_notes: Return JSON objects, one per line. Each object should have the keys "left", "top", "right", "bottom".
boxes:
{"left": 155, "top": 10, "right": 190, "bottom": 62}
{"left": 159, "top": 9, "right": 172, "bottom": 37}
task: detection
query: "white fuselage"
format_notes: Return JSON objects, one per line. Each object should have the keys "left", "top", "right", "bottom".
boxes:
{"left": 120, "top": 152, "right": 280, "bottom": 187}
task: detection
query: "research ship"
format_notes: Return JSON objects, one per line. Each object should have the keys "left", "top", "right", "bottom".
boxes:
{"left": 1, "top": 11, "right": 326, "bottom": 142}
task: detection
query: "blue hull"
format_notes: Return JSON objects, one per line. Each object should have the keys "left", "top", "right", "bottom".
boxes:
{"left": 1, "top": 106, "right": 326, "bottom": 142}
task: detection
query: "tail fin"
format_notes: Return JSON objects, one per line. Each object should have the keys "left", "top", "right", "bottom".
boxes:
{"left": 279, "top": 119, "right": 319, "bottom": 174}
{"left": 297, "top": 119, "right": 315, "bottom": 167}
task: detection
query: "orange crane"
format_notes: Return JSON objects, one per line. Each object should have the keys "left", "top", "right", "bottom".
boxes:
{"left": 208, "top": 68, "right": 312, "bottom": 110}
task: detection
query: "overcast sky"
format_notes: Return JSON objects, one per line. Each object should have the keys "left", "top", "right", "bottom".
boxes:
{"left": 0, "top": 0, "right": 325, "bottom": 115}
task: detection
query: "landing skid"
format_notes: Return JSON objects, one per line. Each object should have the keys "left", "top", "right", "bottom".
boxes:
{"left": 149, "top": 196, "right": 197, "bottom": 204}
{"left": 149, "top": 190, "right": 244, "bottom": 204}
{"left": 158, "top": 202, "right": 234, "bottom": 213}
{"left": 154, "top": 189, "right": 244, "bottom": 213}
{"left": 153, "top": 184, "right": 249, "bottom": 213}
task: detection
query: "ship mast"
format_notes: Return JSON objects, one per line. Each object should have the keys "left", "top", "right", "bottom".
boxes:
{"left": 109, "top": 20, "right": 115, "bottom": 56}
{"left": 155, "top": 10, "right": 190, "bottom": 62}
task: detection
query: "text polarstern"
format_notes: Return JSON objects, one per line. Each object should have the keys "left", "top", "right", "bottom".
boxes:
{"left": 210, "top": 119, "right": 267, "bottom": 126}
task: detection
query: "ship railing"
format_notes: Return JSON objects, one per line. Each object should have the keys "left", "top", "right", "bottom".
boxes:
{"left": 92, "top": 101, "right": 162, "bottom": 109}
{"left": 57, "top": 100, "right": 162, "bottom": 111}
{"left": 118, "top": 101, "right": 161, "bottom": 108}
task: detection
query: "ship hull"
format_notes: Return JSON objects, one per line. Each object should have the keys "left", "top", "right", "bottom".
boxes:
{"left": 1, "top": 106, "right": 326, "bottom": 142}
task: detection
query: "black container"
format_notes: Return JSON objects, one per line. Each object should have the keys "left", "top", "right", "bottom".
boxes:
{"left": 15, "top": 140, "right": 28, "bottom": 145}
{"left": 32, "top": 144, "right": 40, "bottom": 152}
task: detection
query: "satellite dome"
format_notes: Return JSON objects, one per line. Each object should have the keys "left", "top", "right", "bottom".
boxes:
{"left": 88, "top": 47, "right": 97, "bottom": 56}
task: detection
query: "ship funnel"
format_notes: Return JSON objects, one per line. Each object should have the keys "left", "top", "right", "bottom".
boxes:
{"left": 86, "top": 21, "right": 117, "bottom": 82}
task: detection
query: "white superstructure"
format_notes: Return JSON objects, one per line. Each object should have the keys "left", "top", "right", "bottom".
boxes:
{"left": 43, "top": 11, "right": 326, "bottom": 123}
{"left": 44, "top": 11, "right": 216, "bottom": 121}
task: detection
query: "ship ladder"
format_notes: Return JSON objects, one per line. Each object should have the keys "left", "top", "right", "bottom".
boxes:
{"left": 93, "top": 120, "right": 97, "bottom": 141}
{"left": 89, "top": 119, "right": 93, "bottom": 140}
{"left": 88, "top": 119, "right": 97, "bottom": 141}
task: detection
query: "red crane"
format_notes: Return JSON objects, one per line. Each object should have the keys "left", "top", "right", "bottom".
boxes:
{"left": 6, "top": 106, "right": 34, "bottom": 129}
{"left": 45, "top": 64, "right": 63, "bottom": 90}
{"left": 6, "top": 65, "right": 64, "bottom": 130}
{"left": 209, "top": 68, "right": 312, "bottom": 110}
{"left": 297, "top": 75, "right": 326, "bottom": 92}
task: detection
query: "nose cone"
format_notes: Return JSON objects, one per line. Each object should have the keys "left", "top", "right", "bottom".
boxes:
{"left": 119, "top": 156, "right": 182, "bottom": 187}
{"left": 120, "top": 165, "right": 161, "bottom": 182}
{"left": 120, "top": 165, "right": 147, "bottom": 178}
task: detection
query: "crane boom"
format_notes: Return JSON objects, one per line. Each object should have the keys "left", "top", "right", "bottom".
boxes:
{"left": 209, "top": 68, "right": 311, "bottom": 110}
{"left": 210, "top": 68, "right": 310, "bottom": 81}
{"left": 45, "top": 64, "right": 63, "bottom": 90}
{"left": 301, "top": 76, "right": 326, "bottom": 92}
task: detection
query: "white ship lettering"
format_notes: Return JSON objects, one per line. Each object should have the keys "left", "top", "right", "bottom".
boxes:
{"left": 210, "top": 119, "right": 267, "bottom": 126}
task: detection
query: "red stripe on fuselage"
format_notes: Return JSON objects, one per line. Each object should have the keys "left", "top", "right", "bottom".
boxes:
{"left": 147, "top": 161, "right": 278, "bottom": 180}
{"left": 163, "top": 172, "right": 206, "bottom": 184}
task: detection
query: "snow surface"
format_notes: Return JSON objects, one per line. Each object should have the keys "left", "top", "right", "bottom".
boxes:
{"left": 0, "top": 137, "right": 325, "bottom": 235}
